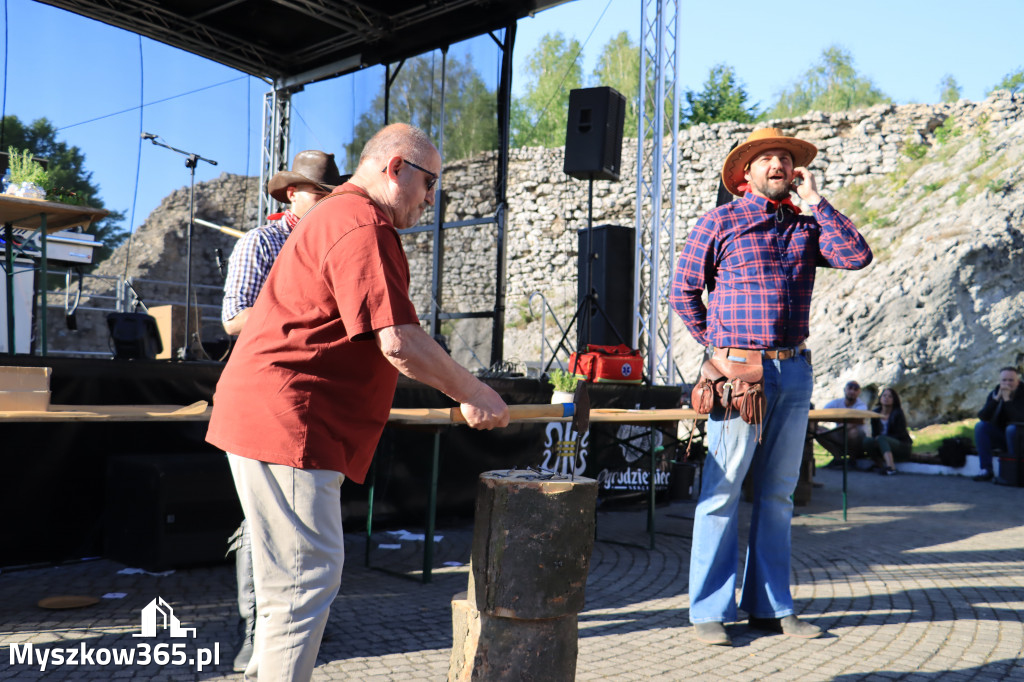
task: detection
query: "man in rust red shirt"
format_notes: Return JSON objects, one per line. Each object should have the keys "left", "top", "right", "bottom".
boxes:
{"left": 207, "top": 123, "right": 509, "bottom": 681}
{"left": 670, "top": 128, "right": 871, "bottom": 646}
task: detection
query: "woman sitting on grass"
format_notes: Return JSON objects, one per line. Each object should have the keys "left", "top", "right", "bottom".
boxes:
{"left": 865, "top": 387, "right": 913, "bottom": 476}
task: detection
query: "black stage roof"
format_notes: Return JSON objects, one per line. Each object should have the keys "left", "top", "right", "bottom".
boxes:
{"left": 37, "top": 0, "right": 568, "bottom": 85}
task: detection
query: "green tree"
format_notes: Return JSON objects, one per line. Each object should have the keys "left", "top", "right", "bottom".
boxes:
{"left": 591, "top": 31, "right": 640, "bottom": 138}
{"left": 762, "top": 46, "right": 891, "bottom": 119}
{"left": 511, "top": 32, "right": 583, "bottom": 148}
{"left": 344, "top": 53, "right": 497, "bottom": 170}
{"left": 682, "top": 63, "right": 758, "bottom": 127}
{"left": 988, "top": 67, "right": 1024, "bottom": 95}
{"left": 1, "top": 115, "right": 126, "bottom": 265}
{"left": 939, "top": 74, "right": 962, "bottom": 103}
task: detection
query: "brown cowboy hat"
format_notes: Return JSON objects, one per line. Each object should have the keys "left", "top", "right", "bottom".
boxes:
{"left": 721, "top": 127, "right": 817, "bottom": 197}
{"left": 267, "top": 150, "right": 345, "bottom": 203}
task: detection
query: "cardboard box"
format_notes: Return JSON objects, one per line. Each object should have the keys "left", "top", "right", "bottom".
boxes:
{"left": 0, "top": 366, "right": 51, "bottom": 411}
{"left": 149, "top": 305, "right": 186, "bottom": 360}
{"left": 0, "top": 390, "right": 51, "bottom": 411}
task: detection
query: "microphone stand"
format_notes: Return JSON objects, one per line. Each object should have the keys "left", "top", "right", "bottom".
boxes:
{"left": 143, "top": 133, "right": 217, "bottom": 360}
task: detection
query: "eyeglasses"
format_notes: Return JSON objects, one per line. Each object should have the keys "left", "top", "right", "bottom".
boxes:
{"left": 403, "top": 158, "right": 439, "bottom": 192}
{"left": 383, "top": 158, "right": 438, "bottom": 192}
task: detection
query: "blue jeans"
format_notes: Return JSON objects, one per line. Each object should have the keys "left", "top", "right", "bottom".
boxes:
{"left": 689, "top": 353, "right": 813, "bottom": 624}
{"left": 974, "top": 421, "right": 1018, "bottom": 473}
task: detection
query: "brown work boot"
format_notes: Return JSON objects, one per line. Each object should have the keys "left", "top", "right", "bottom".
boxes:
{"left": 693, "top": 621, "right": 731, "bottom": 646}
{"left": 748, "top": 615, "right": 823, "bottom": 639}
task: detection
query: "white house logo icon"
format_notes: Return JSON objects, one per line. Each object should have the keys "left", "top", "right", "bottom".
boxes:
{"left": 132, "top": 597, "right": 196, "bottom": 638}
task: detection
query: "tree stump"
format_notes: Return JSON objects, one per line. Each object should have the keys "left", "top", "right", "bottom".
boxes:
{"left": 448, "top": 469, "right": 598, "bottom": 681}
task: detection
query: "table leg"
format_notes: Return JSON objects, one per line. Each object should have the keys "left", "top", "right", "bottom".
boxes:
{"left": 648, "top": 428, "right": 656, "bottom": 550}
{"left": 842, "top": 424, "right": 848, "bottom": 521}
{"left": 5, "top": 221, "right": 14, "bottom": 355}
{"left": 422, "top": 430, "right": 440, "bottom": 584}
{"left": 39, "top": 214, "right": 47, "bottom": 356}
{"left": 365, "top": 456, "right": 377, "bottom": 568}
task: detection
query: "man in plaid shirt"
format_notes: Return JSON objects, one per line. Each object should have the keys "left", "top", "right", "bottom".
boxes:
{"left": 222, "top": 150, "right": 345, "bottom": 336}
{"left": 670, "top": 128, "right": 872, "bottom": 646}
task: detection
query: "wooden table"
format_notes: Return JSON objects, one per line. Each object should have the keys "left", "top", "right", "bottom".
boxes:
{"left": 808, "top": 408, "right": 878, "bottom": 520}
{"left": 0, "top": 402, "right": 873, "bottom": 575}
{"left": 0, "top": 195, "right": 107, "bottom": 355}
{"left": 0, "top": 401, "right": 211, "bottom": 421}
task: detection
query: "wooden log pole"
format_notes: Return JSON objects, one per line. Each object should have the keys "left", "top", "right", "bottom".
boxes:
{"left": 449, "top": 469, "right": 598, "bottom": 681}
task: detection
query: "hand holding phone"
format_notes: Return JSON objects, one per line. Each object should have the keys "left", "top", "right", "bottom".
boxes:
{"left": 791, "top": 167, "right": 821, "bottom": 205}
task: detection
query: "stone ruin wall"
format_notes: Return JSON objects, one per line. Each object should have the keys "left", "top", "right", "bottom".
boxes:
{"left": 39, "top": 92, "right": 1024, "bottom": 423}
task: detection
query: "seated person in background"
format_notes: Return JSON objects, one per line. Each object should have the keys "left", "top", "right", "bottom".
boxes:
{"left": 815, "top": 380, "right": 868, "bottom": 466}
{"left": 973, "top": 366, "right": 1024, "bottom": 482}
{"left": 864, "top": 387, "right": 912, "bottom": 476}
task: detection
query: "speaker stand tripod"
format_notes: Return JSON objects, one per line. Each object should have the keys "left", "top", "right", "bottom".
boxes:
{"left": 545, "top": 177, "right": 630, "bottom": 376}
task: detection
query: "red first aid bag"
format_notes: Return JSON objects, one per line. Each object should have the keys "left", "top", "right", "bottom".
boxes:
{"left": 569, "top": 344, "right": 643, "bottom": 384}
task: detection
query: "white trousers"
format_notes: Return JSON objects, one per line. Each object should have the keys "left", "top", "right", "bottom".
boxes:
{"left": 227, "top": 454, "right": 346, "bottom": 682}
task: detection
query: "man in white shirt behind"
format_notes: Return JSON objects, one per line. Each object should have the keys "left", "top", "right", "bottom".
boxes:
{"left": 816, "top": 380, "right": 868, "bottom": 467}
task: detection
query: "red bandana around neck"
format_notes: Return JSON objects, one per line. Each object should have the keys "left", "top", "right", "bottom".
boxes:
{"left": 736, "top": 182, "right": 802, "bottom": 214}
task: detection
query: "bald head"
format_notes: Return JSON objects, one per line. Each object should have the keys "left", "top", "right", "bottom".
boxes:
{"left": 357, "top": 123, "right": 436, "bottom": 172}
{"left": 350, "top": 122, "right": 440, "bottom": 229}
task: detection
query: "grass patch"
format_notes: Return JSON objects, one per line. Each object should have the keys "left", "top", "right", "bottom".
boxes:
{"left": 910, "top": 419, "right": 976, "bottom": 454}
{"left": 829, "top": 180, "right": 895, "bottom": 229}
{"left": 934, "top": 116, "right": 962, "bottom": 145}
{"left": 901, "top": 139, "right": 928, "bottom": 160}
{"left": 890, "top": 155, "right": 928, "bottom": 190}
{"left": 952, "top": 182, "right": 971, "bottom": 205}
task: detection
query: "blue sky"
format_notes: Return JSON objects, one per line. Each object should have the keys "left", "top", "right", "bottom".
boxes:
{"left": 2, "top": 0, "right": 1021, "bottom": 239}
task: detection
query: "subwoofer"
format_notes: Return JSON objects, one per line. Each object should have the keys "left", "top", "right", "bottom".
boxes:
{"left": 104, "top": 453, "right": 243, "bottom": 570}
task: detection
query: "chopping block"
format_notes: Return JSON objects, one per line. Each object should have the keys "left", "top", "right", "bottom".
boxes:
{"left": 448, "top": 469, "right": 598, "bottom": 681}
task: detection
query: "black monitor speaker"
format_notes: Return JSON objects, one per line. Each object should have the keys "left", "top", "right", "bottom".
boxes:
{"left": 107, "top": 312, "right": 163, "bottom": 360}
{"left": 564, "top": 87, "right": 626, "bottom": 182}
{"left": 104, "top": 453, "right": 243, "bottom": 570}
{"left": 577, "top": 224, "right": 634, "bottom": 347}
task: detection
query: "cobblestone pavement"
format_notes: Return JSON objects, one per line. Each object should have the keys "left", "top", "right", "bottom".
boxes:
{"left": 2, "top": 467, "right": 1023, "bottom": 681}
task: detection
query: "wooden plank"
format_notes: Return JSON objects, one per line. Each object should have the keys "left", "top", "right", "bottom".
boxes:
{"left": 0, "top": 401, "right": 210, "bottom": 421}
{"left": 0, "top": 195, "right": 107, "bottom": 232}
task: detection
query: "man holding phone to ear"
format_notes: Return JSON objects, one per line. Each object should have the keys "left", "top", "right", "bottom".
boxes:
{"left": 670, "top": 128, "right": 872, "bottom": 646}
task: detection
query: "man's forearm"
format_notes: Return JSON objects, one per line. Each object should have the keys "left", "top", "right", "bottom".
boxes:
{"left": 223, "top": 308, "right": 251, "bottom": 336}
{"left": 375, "top": 323, "right": 484, "bottom": 403}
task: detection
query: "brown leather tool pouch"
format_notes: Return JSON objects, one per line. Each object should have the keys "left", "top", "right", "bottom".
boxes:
{"left": 691, "top": 348, "right": 766, "bottom": 425}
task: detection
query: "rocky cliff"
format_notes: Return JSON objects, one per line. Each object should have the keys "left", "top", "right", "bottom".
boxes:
{"left": 42, "top": 92, "right": 1024, "bottom": 426}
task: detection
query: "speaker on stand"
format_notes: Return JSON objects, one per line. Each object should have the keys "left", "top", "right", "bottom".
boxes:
{"left": 547, "top": 87, "right": 628, "bottom": 375}
{"left": 576, "top": 225, "right": 634, "bottom": 348}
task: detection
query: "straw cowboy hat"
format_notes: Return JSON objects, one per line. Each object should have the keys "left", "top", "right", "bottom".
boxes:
{"left": 267, "top": 150, "right": 345, "bottom": 203}
{"left": 721, "top": 127, "right": 817, "bottom": 197}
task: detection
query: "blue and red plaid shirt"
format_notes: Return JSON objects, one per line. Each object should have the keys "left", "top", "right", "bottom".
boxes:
{"left": 221, "top": 210, "right": 298, "bottom": 325}
{"left": 670, "top": 192, "right": 872, "bottom": 349}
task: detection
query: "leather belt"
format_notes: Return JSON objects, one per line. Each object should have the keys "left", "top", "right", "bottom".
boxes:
{"left": 715, "top": 343, "right": 806, "bottom": 362}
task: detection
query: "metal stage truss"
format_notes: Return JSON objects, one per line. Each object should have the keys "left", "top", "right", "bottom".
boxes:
{"left": 634, "top": 0, "right": 682, "bottom": 386}
{"left": 257, "top": 26, "right": 517, "bottom": 369}
{"left": 39, "top": 0, "right": 682, "bottom": 382}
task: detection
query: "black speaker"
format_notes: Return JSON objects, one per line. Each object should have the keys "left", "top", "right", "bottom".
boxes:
{"left": 564, "top": 87, "right": 626, "bottom": 182}
{"left": 577, "top": 224, "right": 634, "bottom": 347}
{"left": 106, "top": 312, "right": 162, "bottom": 359}
{"left": 104, "top": 453, "right": 243, "bottom": 570}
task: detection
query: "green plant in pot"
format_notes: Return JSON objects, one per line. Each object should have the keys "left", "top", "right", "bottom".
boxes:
{"left": 548, "top": 368, "right": 578, "bottom": 403}
{"left": 6, "top": 146, "right": 49, "bottom": 199}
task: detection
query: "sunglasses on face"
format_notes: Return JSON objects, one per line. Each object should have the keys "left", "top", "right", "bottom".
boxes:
{"left": 382, "top": 158, "right": 438, "bottom": 192}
